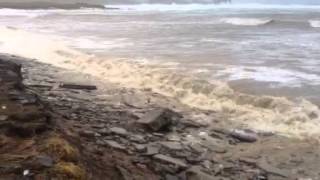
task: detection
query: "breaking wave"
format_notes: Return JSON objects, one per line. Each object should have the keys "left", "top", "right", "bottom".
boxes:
{"left": 309, "top": 20, "right": 320, "bottom": 28}
{"left": 220, "top": 17, "right": 273, "bottom": 26}
{"left": 0, "top": 26, "right": 320, "bottom": 139}
{"left": 105, "top": 3, "right": 320, "bottom": 11}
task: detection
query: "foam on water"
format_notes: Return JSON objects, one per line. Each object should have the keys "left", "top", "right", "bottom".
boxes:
{"left": 215, "top": 66, "right": 320, "bottom": 87}
{"left": 0, "top": 8, "right": 53, "bottom": 18}
{"left": 0, "top": 27, "right": 320, "bottom": 139}
{"left": 309, "top": 20, "right": 320, "bottom": 28}
{"left": 220, "top": 17, "right": 273, "bottom": 26}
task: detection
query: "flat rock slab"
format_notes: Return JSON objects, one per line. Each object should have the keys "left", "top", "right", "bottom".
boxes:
{"left": 159, "top": 141, "right": 183, "bottom": 151}
{"left": 105, "top": 140, "right": 126, "bottom": 151}
{"left": 153, "top": 154, "right": 187, "bottom": 169}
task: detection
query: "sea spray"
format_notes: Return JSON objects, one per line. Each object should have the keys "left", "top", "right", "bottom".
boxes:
{"left": 0, "top": 27, "right": 320, "bottom": 139}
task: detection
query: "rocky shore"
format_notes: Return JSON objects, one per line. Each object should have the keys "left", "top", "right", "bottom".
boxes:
{"left": 1, "top": 54, "right": 320, "bottom": 180}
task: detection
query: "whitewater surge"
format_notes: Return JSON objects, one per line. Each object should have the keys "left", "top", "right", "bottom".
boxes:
{"left": 0, "top": 27, "right": 320, "bottom": 139}
{"left": 309, "top": 20, "right": 320, "bottom": 28}
{"left": 220, "top": 17, "right": 273, "bottom": 26}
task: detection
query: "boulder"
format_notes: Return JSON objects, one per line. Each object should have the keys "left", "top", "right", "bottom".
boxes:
{"left": 230, "top": 129, "right": 258, "bottom": 143}
{"left": 137, "top": 108, "right": 181, "bottom": 132}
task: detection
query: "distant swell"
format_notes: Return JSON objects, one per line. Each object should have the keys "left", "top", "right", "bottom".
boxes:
{"left": 220, "top": 18, "right": 273, "bottom": 26}
{"left": 309, "top": 20, "right": 320, "bottom": 28}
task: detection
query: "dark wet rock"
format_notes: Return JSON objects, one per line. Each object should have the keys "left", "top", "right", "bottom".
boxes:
{"left": 186, "top": 155, "right": 205, "bottom": 164}
{"left": 116, "top": 166, "right": 133, "bottom": 180}
{"left": 110, "top": 127, "right": 128, "bottom": 137}
{"left": 230, "top": 129, "right": 258, "bottom": 143}
{"left": 98, "top": 128, "right": 110, "bottom": 136}
{"left": 172, "top": 151, "right": 192, "bottom": 159}
{"left": 165, "top": 174, "right": 179, "bottom": 180}
{"left": 58, "top": 83, "right": 97, "bottom": 90}
{"left": 153, "top": 133, "right": 165, "bottom": 137}
{"left": 181, "top": 166, "right": 218, "bottom": 180}
{"left": 104, "top": 140, "right": 126, "bottom": 151}
{"left": 91, "top": 124, "right": 105, "bottom": 129}
{"left": 153, "top": 154, "right": 187, "bottom": 169}
{"left": 129, "top": 134, "right": 146, "bottom": 144}
{"left": 137, "top": 108, "right": 181, "bottom": 132}
{"left": 146, "top": 144, "right": 160, "bottom": 156}
{"left": 189, "top": 143, "right": 206, "bottom": 154}
{"left": 9, "top": 93, "right": 38, "bottom": 105}
{"left": 181, "top": 119, "right": 206, "bottom": 128}
{"left": 133, "top": 144, "right": 147, "bottom": 153}
{"left": 258, "top": 158, "right": 289, "bottom": 178}
{"left": 159, "top": 141, "right": 183, "bottom": 151}
{"left": 79, "top": 130, "right": 97, "bottom": 138}
{"left": 29, "top": 155, "right": 54, "bottom": 169}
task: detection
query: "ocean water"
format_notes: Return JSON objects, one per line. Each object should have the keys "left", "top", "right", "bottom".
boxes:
{"left": 1, "top": 4, "right": 319, "bottom": 102}
{"left": 1, "top": 3, "right": 320, "bottom": 138}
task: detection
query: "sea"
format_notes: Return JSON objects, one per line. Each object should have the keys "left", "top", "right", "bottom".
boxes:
{"left": 0, "top": 1, "right": 320, "bottom": 137}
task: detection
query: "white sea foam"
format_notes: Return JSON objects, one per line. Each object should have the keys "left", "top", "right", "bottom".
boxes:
{"left": 0, "top": 8, "right": 109, "bottom": 19}
{"left": 215, "top": 66, "right": 320, "bottom": 87}
{"left": 309, "top": 20, "right": 320, "bottom": 28}
{"left": 0, "top": 9, "right": 53, "bottom": 18}
{"left": 1, "top": 27, "right": 320, "bottom": 139}
{"left": 220, "top": 17, "right": 273, "bottom": 26}
{"left": 69, "top": 38, "right": 134, "bottom": 50}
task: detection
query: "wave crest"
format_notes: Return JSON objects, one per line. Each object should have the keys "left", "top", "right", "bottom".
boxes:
{"left": 220, "top": 18, "right": 273, "bottom": 26}
{"left": 309, "top": 20, "right": 320, "bottom": 28}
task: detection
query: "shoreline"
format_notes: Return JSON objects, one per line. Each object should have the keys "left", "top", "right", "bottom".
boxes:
{"left": 0, "top": 27, "right": 320, "bottom": 139}
{"left": 1, "top": 54, "right": 320, "bottom": 179}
